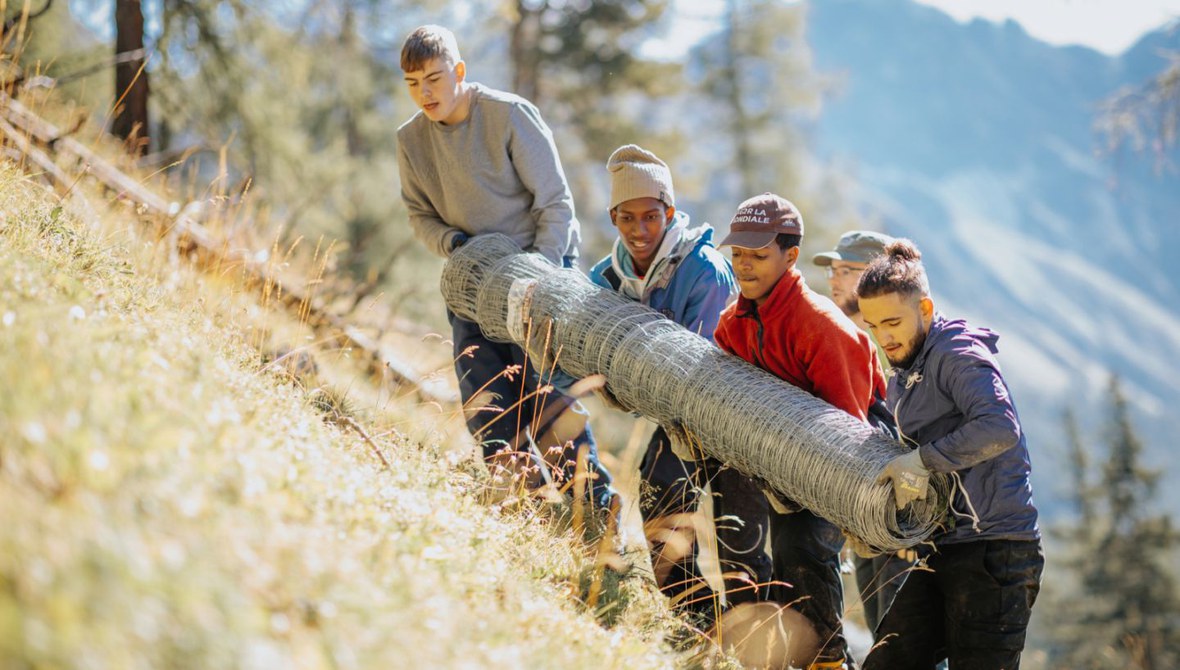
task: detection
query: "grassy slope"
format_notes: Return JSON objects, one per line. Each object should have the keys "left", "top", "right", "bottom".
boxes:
{"left": 0, "top": 162, "right": 689, "bottom": 668}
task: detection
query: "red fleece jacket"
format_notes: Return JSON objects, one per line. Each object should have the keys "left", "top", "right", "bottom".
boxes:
{"left": 714, "top": 268, "right": 886, "bottom": 420}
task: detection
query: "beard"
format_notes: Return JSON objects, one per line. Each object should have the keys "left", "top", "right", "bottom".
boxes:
{"left": 838, "top": 294, "right": 858, "bottom": 317}
{"left": 889, "top": 327, "right": 929, "bottom": 370}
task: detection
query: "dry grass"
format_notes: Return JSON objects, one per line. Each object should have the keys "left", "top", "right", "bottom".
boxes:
{"left": 0, "top": 162, "right": 705, "bottom": 668}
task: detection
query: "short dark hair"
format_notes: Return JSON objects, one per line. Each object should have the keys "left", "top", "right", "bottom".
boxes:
{"left": 401, "top": 25, "right": 461, "bottom": 73}
{"left": 774, "top": 233, "right": 802, "bottom": 251}
{"left": 857, "top": 238, "right": 930, "bottom": 300}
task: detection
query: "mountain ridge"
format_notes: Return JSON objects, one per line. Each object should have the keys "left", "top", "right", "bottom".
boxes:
{"left": 805, "top": 0, "right": 1180, "bottom": 514}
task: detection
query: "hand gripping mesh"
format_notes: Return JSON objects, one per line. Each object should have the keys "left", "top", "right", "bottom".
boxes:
{"left": 440, "top": 234, "right": 948, "bottom": 551}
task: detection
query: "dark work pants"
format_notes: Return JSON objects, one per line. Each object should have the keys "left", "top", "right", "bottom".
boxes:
{"left": 864, "top": 539, "right": 1044, "bottom": 670}
{"left": 769, "top": 508, "right": 853, "bottom": 665}
{"left": 449, "top": 310, "right": 615, "bottom": 509}
{"left": 640, "top": 427, "right": 772, "bottom": 612}
{"left": 855, "top": 552, "right": 913, "bottom": 634}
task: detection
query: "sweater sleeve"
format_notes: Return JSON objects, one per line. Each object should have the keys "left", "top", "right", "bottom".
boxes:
{"left": 917, "top": 349, "right": 1022, "bottom": 473}
{"left": 397, "top": 136, "right": 461, "bottom": 258}
{"left": 507, "top": 103, "right": 576, "bottom": 265}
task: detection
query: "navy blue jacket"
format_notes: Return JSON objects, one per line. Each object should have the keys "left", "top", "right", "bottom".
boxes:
{"left": 888, "top": 314, "right": 1039, "bottom": 544}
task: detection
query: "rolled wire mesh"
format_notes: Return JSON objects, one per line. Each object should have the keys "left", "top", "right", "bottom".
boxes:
{"left": 441, "top": 234, "right": 948, "bottom": 551}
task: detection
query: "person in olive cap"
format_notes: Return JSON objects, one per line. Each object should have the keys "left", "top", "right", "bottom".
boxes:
{"left": 587, "top": 145, "right": 767, "bottom": 619}
{"left": 713, "top": 193, "right": 887, "bottom": 670}
{"left": 813, "top": 231, "right": 912, "bottom": 638}
{"left": 813, "top": 231, "right": 894, "bottom": 332}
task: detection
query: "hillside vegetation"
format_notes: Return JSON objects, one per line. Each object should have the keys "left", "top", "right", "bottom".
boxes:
{"left": 0, "top": 158, "right": 696, "bottom": 668}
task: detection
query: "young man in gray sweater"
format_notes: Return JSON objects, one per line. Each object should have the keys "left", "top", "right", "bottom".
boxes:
{"left": 396, "top": 25, "right": 615, "bottom": 512}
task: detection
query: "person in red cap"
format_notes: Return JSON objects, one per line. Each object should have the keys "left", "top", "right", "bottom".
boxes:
{"left": 714, "top": 193, "right": 888, "bottom": 670}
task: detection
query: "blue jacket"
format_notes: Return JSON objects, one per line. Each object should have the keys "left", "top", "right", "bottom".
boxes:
{"left": 888, "top": 314, "right": 1040, "bottom": 545}
{"left": 588, "top": 213, "right": 735, "bottom": 342}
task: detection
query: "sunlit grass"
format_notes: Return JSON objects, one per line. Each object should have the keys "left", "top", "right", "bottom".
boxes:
{"left": 0, "top": 162, "right": 699, "bottom": 668}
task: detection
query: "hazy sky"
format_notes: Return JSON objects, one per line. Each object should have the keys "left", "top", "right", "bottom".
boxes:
{"left": 913, "top": 0, "right": 1180, "bottom": 54}
{"left": 651, "top": 0, "right": 1179, "bottom": 58}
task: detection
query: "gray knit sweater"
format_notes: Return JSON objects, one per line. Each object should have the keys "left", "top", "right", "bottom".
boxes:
{"left": 395, "top": 83, "right": 581, "bottom": 263}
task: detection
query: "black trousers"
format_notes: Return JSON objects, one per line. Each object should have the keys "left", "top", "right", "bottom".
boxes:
{"left": 449, "top": 310, "right": 615, "bottom": 508}
{"left": 864, "top": 539, "right": 1044, "bottom": 670}
{"left": 639, "top": 427, "right": 772, "bottom": 612}
{"left": 769, "top": 508, "right": 853, "bottom": 665}
{"left": 855, "top": 552, "right": 913, "bottom": 634}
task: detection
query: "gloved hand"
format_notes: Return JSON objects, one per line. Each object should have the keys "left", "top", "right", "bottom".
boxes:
{"left": 842, "top": 532, "right": 880, "bottom": 559}
{"left": 763, "top": 489, "right": 802, "bottom": 515}
{"left": 665, "top": 422, "right": 700, "bottom": 462}
{"left": 876, "top": 449, "right": 930, "bottom": 510}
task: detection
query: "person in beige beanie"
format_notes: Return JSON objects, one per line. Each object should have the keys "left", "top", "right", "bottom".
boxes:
{"left": 588, "top": 145, "right": 769, "bottom": 624}
{"left": 604, "top": 145, "right": 676, "bottom": 281}
{"left": 607, "top": 144, "right": 675, "bottom": 209}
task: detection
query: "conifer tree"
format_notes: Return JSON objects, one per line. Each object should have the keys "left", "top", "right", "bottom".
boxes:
{"left": 505, "top": 0, "right": 680, "bottom": 155}
{"left": 1099, "top": 53, "right": 1180, "bottom": 171}
{"left": 693, "top": 0, "right": 825, "bottom": 195}
{"left": 1049, "top": 377, "right": 1180, "bottom": 669}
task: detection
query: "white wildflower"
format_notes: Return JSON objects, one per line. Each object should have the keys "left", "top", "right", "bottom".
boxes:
{"left": 88, "top": 450, "right": 110, "bottom": 471}
{"left": 21, "top": 421, "right": 47, "bottom": 444}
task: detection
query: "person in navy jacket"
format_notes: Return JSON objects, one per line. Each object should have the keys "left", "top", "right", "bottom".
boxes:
{"left": 857, "top": 239, "right": 1043, "bottom": 670}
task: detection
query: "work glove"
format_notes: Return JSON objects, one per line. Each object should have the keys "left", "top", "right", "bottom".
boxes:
{"left": 842, "top": 532, "right": 880, "bottom": 559}
{"left": 876, "top": 448, "right": 930, "bottom": 510}
{"left": 665, "top": 422, "right": 701, "bottom": 462}
{"left": 763, "top": 489, "right": 803, "bottom": 515}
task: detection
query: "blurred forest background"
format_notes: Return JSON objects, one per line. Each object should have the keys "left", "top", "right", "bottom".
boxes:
{"left": 21, "top": 0, "right": 857, "bottom": 330}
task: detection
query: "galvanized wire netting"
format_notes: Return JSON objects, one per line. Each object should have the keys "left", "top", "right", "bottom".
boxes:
{"left": 441, "top": 234, "right": 947, "bottom": 551}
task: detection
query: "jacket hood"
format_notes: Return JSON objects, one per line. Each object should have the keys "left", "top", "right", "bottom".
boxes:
{"left": 897, "top": 314, "right": 1000, "bottom": 373}
{"left": 609, "top": 211, "right": 715, "bottom": 298}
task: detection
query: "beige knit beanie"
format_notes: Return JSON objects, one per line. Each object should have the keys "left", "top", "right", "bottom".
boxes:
{"left": 607, "top": 144, "right": 675, "bottom": 211}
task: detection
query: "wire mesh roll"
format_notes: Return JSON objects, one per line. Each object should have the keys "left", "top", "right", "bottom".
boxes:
{"left": 440, "top": 233, "right": 948, "bottom": 551}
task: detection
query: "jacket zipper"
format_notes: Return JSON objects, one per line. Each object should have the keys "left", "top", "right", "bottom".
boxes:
{"left": 752, "top": 309, "right": 768, "bottom": 370}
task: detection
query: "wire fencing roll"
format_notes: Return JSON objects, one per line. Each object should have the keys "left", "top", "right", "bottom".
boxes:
{"left": 441, "top": 233, "right": 948, "bottom": 552}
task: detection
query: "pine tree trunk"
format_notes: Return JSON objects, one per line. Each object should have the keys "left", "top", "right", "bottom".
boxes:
{"left": 113, "top": 0, "right": 150, "bottom": 156}
{"left": 510, "top": 0, "right": 542, "bottom": 104}
{"left": 724, "top": 0, "right": 755, "bottom": 196}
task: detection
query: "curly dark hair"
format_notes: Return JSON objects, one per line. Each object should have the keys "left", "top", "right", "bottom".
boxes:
{"left": 773, "top": 233, "right": 802, "bottom": 251}
{"left": 856, "top": 238, "right": 930, "bottom": 300}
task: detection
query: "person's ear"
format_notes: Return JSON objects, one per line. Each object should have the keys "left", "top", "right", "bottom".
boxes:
{"left": 609, "top": 208, "right": 618, "bottom": 227}
{"left": 787, "top": 246, "right": 800, "bottom": 264}
{"left": 665, "top": 205, "right": 676, "bottom": 223}
{"left": 454, "top": 60, "right": 466, "bottom": 83}
{"left": 919, "top": 296, "right": 934, "bottom": 327}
